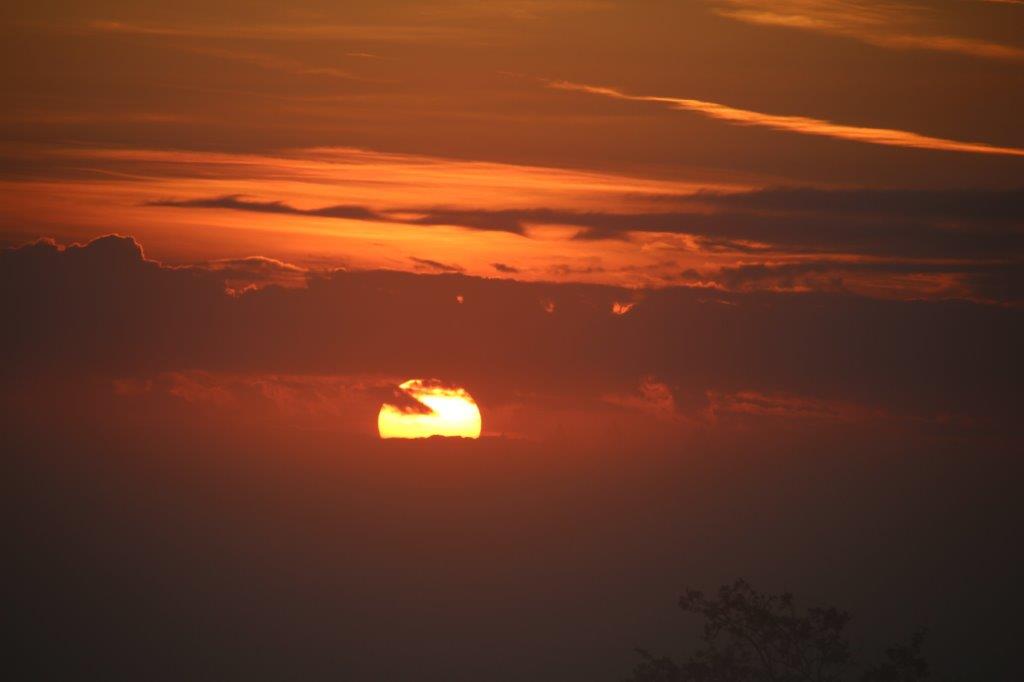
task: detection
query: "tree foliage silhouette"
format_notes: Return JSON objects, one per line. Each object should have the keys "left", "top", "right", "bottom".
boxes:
{"left": 626, "top": 580, "right": 930, "bottom": 682}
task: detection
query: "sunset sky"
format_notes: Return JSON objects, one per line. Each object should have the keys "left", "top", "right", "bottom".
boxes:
{"left": 4, "top": 1, "right": 1022, "bottom": 680}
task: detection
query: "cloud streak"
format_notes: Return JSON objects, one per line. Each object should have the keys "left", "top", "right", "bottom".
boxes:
{"left": 552, "top": 81, "right": 1024, "bottom": 157}
{"left": 711, "top": 0, "right": 1024, "bottom": 61}
{"left": 147, "top": 195, "right": 384, "bottom": 222}
{"left": 145, "top": 195, "right": 527, "bottom": 234}
{"left": 410, "top": 257, "right": 465, "bottom": 273}
{"left": 83, "top": 19, "right": 460, "bottom": 43}
{"left": 182, "top": 46, "right": 361, "bottom": 80}
{"left": 147, "top": 188, "right": 1024, "bottom": 264}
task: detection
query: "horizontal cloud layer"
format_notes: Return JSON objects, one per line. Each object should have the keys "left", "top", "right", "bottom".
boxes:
{"left": 146, "top": 187, "right": 1024, "bottom": 304}
{"left": 3, "top": 235, "right": 1020, "bottom": 431}
{"left": 150, "top": 186, "right": 1024, "bottom": 252}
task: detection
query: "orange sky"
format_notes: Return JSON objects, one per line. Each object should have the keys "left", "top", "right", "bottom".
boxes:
{"left": 2, "top": 0, "right": 1021, "bottom": 303}
{"left": 4, "top": 4, "right": 1024, "bottom": 678}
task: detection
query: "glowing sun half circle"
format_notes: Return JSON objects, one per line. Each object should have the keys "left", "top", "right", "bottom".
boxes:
{"left": 378, "top": 379, "right": 482, "bottom": 439}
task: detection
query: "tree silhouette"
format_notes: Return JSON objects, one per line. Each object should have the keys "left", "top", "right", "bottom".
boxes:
{"left": 625, "top": 580, "right": 931, "bottom": 682}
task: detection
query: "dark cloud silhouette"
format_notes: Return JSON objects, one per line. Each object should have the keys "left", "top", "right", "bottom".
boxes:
{"left": 148, "top": 195, "right": 527, "bottom": 234}
{"left": 679, "top": 259, "right": 1024, "bottom": 302}
{"left": 692, "top": 186, "right": 1024, "bottom": 222}
{"left": 547, "top": 263, "right": 605, "bottom": 275}
{"left": 567, "top": 209, "right": 1023, "bottom": 260}
{"left": 401, "top": 208, "right": 528, "bottom": 234}
{"left": 3, "top": 234, "right": 1021, "bottom": 428}
{"left": 383, "top": 383, "right": 435, "bottom": 414}
{"left": 410, "top": 256, "right": 464, "bottom": 272}
{"left": 492, "top": 262, "right": 520, "bottom": 273}
{"left": 147, "top": 194, "right": 384, "bottom": 221}
{"left": 148, "top": 187, "right": 1024, "bottom": 262}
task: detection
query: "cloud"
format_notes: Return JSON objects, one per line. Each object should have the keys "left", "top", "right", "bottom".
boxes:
{"left": 83, "top": 19, "right": 461, "bottom": 43}
{"left": 711, "top": 0, "right": 1024, "bottom": 61}
{"left": 147, "top": 195, "right": 384, "bottom": 221}
{"left": 692, "top": 186, "right": 1024, "bottom": 222}
{"left": 492, "top": 262, "right": 520, "bottom": 273}
{"left": 410, "top": 257, "right": 465, "bottom": 273}
{"left": 603, "top": 376, "right": 678, "bottom": 420}
{"left": 36, "top": 144, "right": 741, "bottom": 211}
{"left": 705, "top": 389, "right": 883, "bottom": 423}
{"left": 17, "top": 145, "right": 1015, "bottom": 301}
{"left": 679, "top": 259, "right": 1023, "bottom": 304}
{"left": 611, "top": 301, "right": 636, "bottom": 315}
{"left": 547, "top": 263, "right": 605, "bottom": 276}
{"left": 420, "top": 0, "right": 614, "bottom": 20}
{"left": 181, "top": 46, "right": 362, "bottom": 80}
{"left": 401, "top": 208, "right": 530, "bottom": 234}
{"left": 147, "top": 189, "right": 1024, "bottom": 283}
{"left": 3, "top": 234, "right": 1020, "bottom": 430}
{"left": 201, "top": 256, "right": 310, "bottom": 293}
{"left": 383, "top": 384, "right": 435, "bottom": 415}
{"left": 151, "top": 187, "right": 1024, "bottom": 256}
{"left": 551, "top": 81, "right": 1024, "bottom": 157}
{"left": 147, "top": 195, "right": 530, "bottom": 234}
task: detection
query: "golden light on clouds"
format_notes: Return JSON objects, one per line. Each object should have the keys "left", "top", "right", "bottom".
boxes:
{"left": 553, "top": 82, "right": 1024, "bottom": 157}
{"left": 611, "top": 301, "right": 636, "bottom": 315}
{"left": 378, "top": 379, "right": 482, "bottom": 439}
{"left": 0, "top": 144, "right": 743, "bottom": 288}
{"left": 711, "top": 0, "right": 1024, "bottom": 61}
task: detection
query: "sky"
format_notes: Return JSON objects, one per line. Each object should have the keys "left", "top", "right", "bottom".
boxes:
{"left": 3, "top": 1, "right": 1023, "bottom": 680}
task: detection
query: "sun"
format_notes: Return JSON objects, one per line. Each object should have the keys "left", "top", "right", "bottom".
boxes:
{"left": 378, "top": 379, "right": 482, "bottom": 439}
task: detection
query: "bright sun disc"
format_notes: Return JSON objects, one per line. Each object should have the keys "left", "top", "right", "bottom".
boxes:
{"left": 378, "top": 379, "right": 482, "bottom": 439}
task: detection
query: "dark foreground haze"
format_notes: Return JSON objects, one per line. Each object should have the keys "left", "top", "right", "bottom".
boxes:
{"left": 8, "top": 414, "right": 1021, "bottom": 680}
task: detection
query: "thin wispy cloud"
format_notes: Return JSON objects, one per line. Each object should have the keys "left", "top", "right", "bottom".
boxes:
{"left": 419, "top": 0, "right": 613, "bottom": 20}
{"left": 38, "top": 145, "right": 731, "bottom": 207}
{"left": 83, "top": 19, "right": 462, "bottom": 42}
{"left": 410, "top": 256, "right": 465, "bottom": 272}
{"left": 712, "top": 0, "right": 1024, "bottom": 61}
{"left": 184, "top": 46, "right": 360, "bottom": 80}
{"left": 551, "top": 81, "right": 1024, "bottom": 157}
